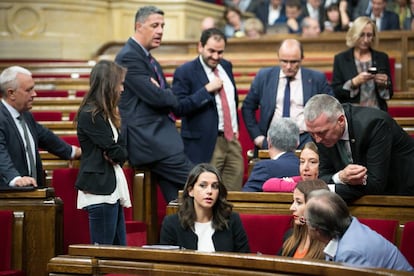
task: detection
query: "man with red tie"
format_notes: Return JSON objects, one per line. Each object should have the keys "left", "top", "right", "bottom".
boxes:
{"left": 173, "top": 28, "right": 244, "bottom": 191}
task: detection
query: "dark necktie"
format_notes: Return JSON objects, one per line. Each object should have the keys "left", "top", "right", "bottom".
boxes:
{"left": 148, "top": 54, "right": 176, "bottom": 122}
{"left": 18, "top": 115, "right": 37, "bottom": 179}
{"left": 148, "top": 54, "right": 165, "bottom": 89}
{"left": 213, "top": 68, "right": 233, "bottom": 141}
{"left": 282, "top": 77, "right": 291, "bottom": 117}
{"left": 337, "top": 139, "right": 351, "bottom": 165}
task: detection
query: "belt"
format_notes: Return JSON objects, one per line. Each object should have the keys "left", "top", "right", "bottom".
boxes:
{"left": 218, "top": 130, "right": 224, "bottom": 137}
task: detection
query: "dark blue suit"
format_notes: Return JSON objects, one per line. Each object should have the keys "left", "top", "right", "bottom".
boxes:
{"left": 253, "top": 0, "right": 287, "bottom": 32}
{"left": 172, "top": 58, "right": 238, "bottom": 164}
{"left": 242, "top": 152, "right": 299, "bottom": 192}
{"left": 115, "top": 38, "right": 193, "bottom": 202}
{"left": 0, "top": 101, "right": 72, "bottom": 187}
{"left": 242, "top": 67, "right": 332, "bottom": 150}
{"left": 369, "top": 10, "right": 400, "bottom": 31}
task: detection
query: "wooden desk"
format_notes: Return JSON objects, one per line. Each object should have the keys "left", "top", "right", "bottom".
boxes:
{"left": 47, "top": 244, "right": 408, "bottom": 275}
{"left": 0, "top": 188, "right": 63, "bottom": 276}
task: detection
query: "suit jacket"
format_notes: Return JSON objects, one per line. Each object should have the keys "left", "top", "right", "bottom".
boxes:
{"left": 253, "top": 0, "right": 287, "bottom": 31}
{"left": 369, "top": 10, "right": 400, "bottom": 31}
{"left": 242, "top": 152, "right": 299, "bottom": 192}
{"left": 160, "top": 212, "right": 250, "bottom": 253}
{"left": 75, "top": 106, "right": 128, "bottom": 195}
{"left": 332, "top": 48, "right": 393, "bottom": 111}
{"left": 115, "top": 38, "right": 184, "bottom": 166}
{"left": 241, "top": 67, "right": 332, "bottom": 148}
{"left": 172, "top": 58, "right": 238, "bottom": 164}
{"left": 318, "top": 104, "right": 414, "bottom": 202}
{"left": 0, "top": 102, "right": 72, "bottom": 187}
{"left": 332, "top": 217, "right": 413, "bottom": 271}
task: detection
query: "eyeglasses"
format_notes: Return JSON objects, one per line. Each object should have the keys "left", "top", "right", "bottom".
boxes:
{"left": 280, "top": 59, "right": 301, "bottom": 65}
{"left": 359, "top": 32, "right": 374, "bottom": 39}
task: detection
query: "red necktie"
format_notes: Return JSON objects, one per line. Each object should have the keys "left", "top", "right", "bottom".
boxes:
{"left": 214, "top": 68, "right": 233, "bottom": 141}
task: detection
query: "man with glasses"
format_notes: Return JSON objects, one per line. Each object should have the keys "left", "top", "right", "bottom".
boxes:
{"left": 242, "top": 38, "right": 332, "bottom": 155}
{"left": 304, "top": 94, "right": 414, "bottom": 203}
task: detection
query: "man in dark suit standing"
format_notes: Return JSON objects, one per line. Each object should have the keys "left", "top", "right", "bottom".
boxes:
{"left": 242, "top": 118, "right": 300, "bottom": 192}
{"left": 115, "top": 6, "right": 193, "bottom": 202}
{"left": 304, "top": 94, "right": 414, "bottom": 203}
{"left": 0, "top": 66, "right": 81, "bottom": 188}
{"left": 369, "top": 0, "right": 400, "bottom": 31}
{"left": 172, "top": 28, "right": 244, "bottom": 191}
{"left": 242, "top": 38, "right": 332, "bottom": 155}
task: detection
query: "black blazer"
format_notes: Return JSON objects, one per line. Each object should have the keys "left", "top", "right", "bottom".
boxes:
{"left": 0, "top": 102, "right": 72, "bottom": 187}
{"left": 115, "top": 38, "right": 183, "bottom": 167}
{"left": 160, "top": 212, "right": 250, "bottom": 253}
{"left": 75, "top": 106, "right": 127, "bottom": 195}
{"left": 332, "top": 47, "right": 393, "bottom": 111}
{"left": 318, "top": 104, "right": 414, "bottom": 203}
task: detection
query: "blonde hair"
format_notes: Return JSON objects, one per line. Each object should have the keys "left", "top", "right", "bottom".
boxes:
{"left": 346, "top": 16, "right": 378, "bottom": 48}
{"left": 244, "top": 18, "right": 264, "bottom": 37}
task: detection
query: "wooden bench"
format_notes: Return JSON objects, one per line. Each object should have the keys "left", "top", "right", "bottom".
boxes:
{"left": 47, "top": 244, "right": 407, "bottom": 276}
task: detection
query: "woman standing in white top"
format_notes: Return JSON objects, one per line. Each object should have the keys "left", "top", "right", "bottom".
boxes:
{"left": 74, "top": 60, "right": 131, "bottom": 245}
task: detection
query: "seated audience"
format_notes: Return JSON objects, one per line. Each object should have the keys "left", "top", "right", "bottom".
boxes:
{"left": 370, "top": 0, "right": 400, "bottom": 31}
{"left": 323, "top": 2, "right": 350, "bottom": 32}
{"left": 301, "top": 0, "right": 325, "bottom": 31}
{"left": 305, "top": 189, "right": 414, "bottom": 271}
{"left": 285, "top": 0, "right": 304, "bottom": 34}
{"left": 242, "top": 118, "right": 300, "bottom": 192}
{"left": 279, "top": 179, "right": 330, "bottom": 259}
{"left": 301, "top": 16, "right": 321, "bottom": 37}
{"left": 387, "top": 0, "right": 412, "bottom": 29}
{"left": 331, "top": 16, "right": 392, "bottom": 111}
{"left": 263, "top": 141, "right": 319, "bottom": 192}
{"left": 223, "top": 6, "right": 246, "bottom": 38}
{"left": 0, "top": 66, "right": 81, "bottom": 188}
{"left": 244, "top": 17, "right": 265, "bottom": 38}
{"left": 201, "top": 16, "right": 218, "bottom": 31}
{"left": 253, "top": 0, "right": 287, "bottom": 33}
{"left": 304, "top": 94, "right": 414, "bottom": 203}
{"left": 224, "top": 0, "right": 258, "bottom": 13}
{"left": 160, "top": 163, "right": 250, "bottom": 253}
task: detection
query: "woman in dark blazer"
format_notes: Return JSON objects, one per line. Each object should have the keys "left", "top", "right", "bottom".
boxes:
{"left": 160, "top": 163, "right": 250, "bottom": 253}
{"left": 74, "top": 60, "right": 130, "bottom": 245}
{"left": 332, "top": 16, "right": 393, "bottom": 111}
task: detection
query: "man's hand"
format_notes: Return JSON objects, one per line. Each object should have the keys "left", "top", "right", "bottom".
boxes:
{"left": 205, "top": 77, "right": 223, "bottom": 94}
{"left": 15, "top": 176, "right": 37, "bottom": 187}
{"left": 254, "top": 135, "right": 265, "bottom": 148}
{"left": 339, "top": 164, "right": 367, "bottom": 185}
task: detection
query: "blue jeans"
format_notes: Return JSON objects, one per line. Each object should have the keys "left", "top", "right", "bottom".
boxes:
{"left": 85, "top": 200, "right": 126, "bottom": 245}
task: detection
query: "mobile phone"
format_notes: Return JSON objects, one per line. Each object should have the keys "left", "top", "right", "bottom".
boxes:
{"left": 368, "top": 67, "right": 378, "bottom": 74}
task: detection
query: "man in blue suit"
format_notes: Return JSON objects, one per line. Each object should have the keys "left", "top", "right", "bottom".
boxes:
{"left": 242, "top": 118, "right": 300, "bottom": 192}
{"left": 115, "top": 6, "right": 193, "bottom": 202}
{"left": 173, "top": 28, "right": 244, "bottom": 191}
{"left": 242, "top": 38, "right": 332, "bottom": 156}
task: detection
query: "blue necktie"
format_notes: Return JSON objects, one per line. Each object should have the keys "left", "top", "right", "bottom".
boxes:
{"left": 282, "top": 77, "right": 291, "bottom": 117}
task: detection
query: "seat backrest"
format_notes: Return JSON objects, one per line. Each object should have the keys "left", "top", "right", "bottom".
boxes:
{"left": 400, "top": 221, "right": 414, "bottom": 267}
{"left": 52, "top": 168, "right": 90, "bottom": 253}
{"left": 240, "top": 213, "right": 292, "bottom": 255}
{"left": 0, "top": 210, "right": 13, "bottom": 270}
{"left": 31, "top": 111, "right": 62, "bottom": 121}
{"left": 359, "top": 218, "right": 398, "bottom": 244}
